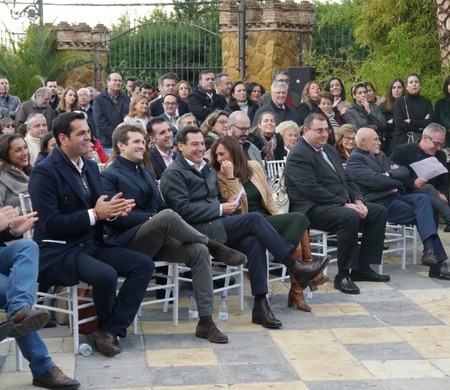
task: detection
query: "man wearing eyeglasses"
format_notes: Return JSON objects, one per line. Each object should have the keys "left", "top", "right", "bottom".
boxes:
{"left": 257, "top": 70, "right": 301, "bottom": 109}
{"left": 159, "top": 93, "right": 179, "bottom": 133}
{"left": 391, "top": 124, "right": 450, "bottom": 232}
{"left": 285, "top": 113, "right": 388, "bottom": 295}
{"left": 347, "top": 127, "right": 450, "bottom": 281}
{"left": 252, "top": 82, "right": 298, "bottom": 127}
{"left": 228, "top": 111, "right": 264, "bottom": 169}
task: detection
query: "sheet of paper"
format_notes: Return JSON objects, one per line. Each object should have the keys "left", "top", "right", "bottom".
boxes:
{"left": 233, "top": 187, "right": 245, "bottom": 206}
{"left": 409, "top": 157, "right": 448, "bottom": 180}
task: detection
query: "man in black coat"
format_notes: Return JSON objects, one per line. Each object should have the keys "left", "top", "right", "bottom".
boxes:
{"left": 285, "top": 113, "right": 388, "bottom": 294}
{"left": 390, "top": 123, "right": 450, "bottom": 232}
{"left": 188, "top": 70, "right": 227, "bottom": 124}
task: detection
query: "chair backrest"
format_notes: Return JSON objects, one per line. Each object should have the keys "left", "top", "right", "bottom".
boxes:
{"left": 266, "top": 159, "right": 286, "bottom": 183}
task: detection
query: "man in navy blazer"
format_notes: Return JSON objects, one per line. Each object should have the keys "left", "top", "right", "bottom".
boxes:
{"left": 285, "top": 113, "right": 388, "bottom": 294}
{"left": 29, "top": 112, "right": 155, "bottom": 358}
{"left": 101, "top": 123, "right": 247, "bottom": 343}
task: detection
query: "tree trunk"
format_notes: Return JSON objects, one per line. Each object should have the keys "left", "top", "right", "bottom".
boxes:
{"left": 434, "top": 0, "right": 450, "bottom": 67}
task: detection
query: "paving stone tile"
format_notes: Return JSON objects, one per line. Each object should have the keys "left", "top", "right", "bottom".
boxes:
{"left": 361, "top": 359, "right": 446, "bottom": 379}
{"left": 306, "top": 380, "right": 388, "bottom": 389}
{"left": 77, "top": 367, "right": 154, "bottom": 388}
{"left": 149, "top": 365, "right": 226, "bottom": 386}
{"left": 382, "top": 378, "right": 450, "bottom": 390}
{"left": 346, "top": 342, "right": 423, "bottom": 360}
{"left": 317, "top": 315, "right": 385, "bottom": 329}
{"left": 215, "top": 345, "right": 286, "bottom": 365}
{"left": 146, "top": 347, "right": 217, "bottom": 367}
{"left": 221, "top": 362, "right": 299, "bottom": 383}
{"left": 332, "top": 327, "right": 402, "bottom": 344}
{"left": 143, "top": 333, "right": 209, "bottom": 349}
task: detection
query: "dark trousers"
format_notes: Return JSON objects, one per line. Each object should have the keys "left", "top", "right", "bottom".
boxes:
{"left": 386, "top": 193, "right": 447, "bottom": 262}
{"left": 306, "top": 202, "right": 387, "bottom": 272}
{"left": 74, "top": 243, "right": 154, "bottom": 337}
{"left": 222, "top": 212, "right": 293, "bottom": 295}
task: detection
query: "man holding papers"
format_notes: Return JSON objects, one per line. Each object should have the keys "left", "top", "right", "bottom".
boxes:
{"left": 391, "top": 123, "right": 450, "bottom": 232}
{"left": 347, "top": 127, "right": 450, "bottom": 281}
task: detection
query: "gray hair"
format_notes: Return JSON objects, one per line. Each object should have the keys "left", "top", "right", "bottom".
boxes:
{"left": 271, "top": 81, "right": 288, "bottom": 92}
{"left": 422, "top": 123, "right": 446, "bottom": 138}
{"left": 215, "top": 73, "right": 229, "bottom": 84}
{"left": 77, "top": 88, "right": 90, "bottom": 97}
{"left": 26, "top": 113, "right": 46, "bottom": 126}
{"left": 276, "top": 120, "right": 299, "bottom": 136}
{"left": 35, "top": 87, "right": 51, "bottom": 97}
{"left": 273, "top": 70, "right": 288, "bottom": 82}
{"left": 177, "top": 113, "right": 197, "bottom": 129}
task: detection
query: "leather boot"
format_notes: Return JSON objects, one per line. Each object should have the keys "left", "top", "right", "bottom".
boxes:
{"left": 287, "top": 274, "right": 311, "bottom": 312}
{"left": 291, "top": 255, "right": 331, "bottom": 289}
{"left": 252, "top": 297, "right": 282, "bottom": 328}
{"left": 291, "top": 243, "right": 303, "bottom": 260}
{"left": 309, "top": 274, "right": 330, "bottom": 292}
{"left": 301, "top": 231, "right": 313, "bottom": 262}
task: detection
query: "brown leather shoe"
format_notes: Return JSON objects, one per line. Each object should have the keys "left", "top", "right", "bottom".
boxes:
{"left": 252, "top": 298, "right": 282, "bottom": 329}
{"left": 9, "top": 306, "right": 50, "bottom": 338}
{"left": 195, "top": 321, "right": 228, "bottom": 343}
{"left": 207, "top": 240, "right": 247, "bottom": 266}
{"left": 32, "top": 365, "right": 80, "bottom": 389}
{"left": 87, "top": 330, "right": 121, "bottom": 357}
{"left": 421, "top": 250, "right": 438, "bottom": 266}
{"left": 292, "top": 255, "right": 331, "bottom": 289}
{"left": 308, "top": 274, "right": 330, "bottom": 292}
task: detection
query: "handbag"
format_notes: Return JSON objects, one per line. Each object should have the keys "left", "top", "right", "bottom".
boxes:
{"left": 271, "top": 168, "right": 290, "bottom": 214}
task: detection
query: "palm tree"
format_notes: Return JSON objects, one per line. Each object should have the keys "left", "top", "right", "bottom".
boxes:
{"left": 0, "top": 23, "right": 96, "bottom": 101}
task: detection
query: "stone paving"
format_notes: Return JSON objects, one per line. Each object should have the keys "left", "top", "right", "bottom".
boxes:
{"left": 2, "top": 230, "right": 450, "bottom": 389}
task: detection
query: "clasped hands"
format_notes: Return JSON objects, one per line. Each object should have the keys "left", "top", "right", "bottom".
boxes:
{"left": 344, "top": 200, "right": 368, "bottom": 219}
{"left": 0, "top": 205, "right": 38, "bottom": 235}
{"left": 94, "top": 192, "right": 135, "bottom": 220}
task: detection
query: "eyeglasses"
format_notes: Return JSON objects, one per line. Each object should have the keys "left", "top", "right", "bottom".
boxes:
{"left": 309, "top": 127, "right": 332, "bottom": 134}
{"left": 271, "top": 91, "right": 287, "bottom": 96}
{"left": 343, "top": 136, "right": 355, "bottom": 142}
{"left": 164, "top": 101, "right": 178, "bottom": 106}
{"left": 428, "top": 137, "right": 444, "bottom": 148}
{"left": 217, "top": 120, "right": 228, "bottom": 125}
{"left": 232, "top": 125, "right": 250, "bottom": 133}
{"left": 3, "top": 124, "right": 15, "bottom": 128}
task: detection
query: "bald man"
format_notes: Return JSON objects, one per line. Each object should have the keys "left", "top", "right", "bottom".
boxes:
{"left": 346, "top": 127, "right": 450, "bottom": 280}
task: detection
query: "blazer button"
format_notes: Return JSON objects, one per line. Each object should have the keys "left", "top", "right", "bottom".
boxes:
{"left": 78, "top": 243, "right": 84, "bottom": 247}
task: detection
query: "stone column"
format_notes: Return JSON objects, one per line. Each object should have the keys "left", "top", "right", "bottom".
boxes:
{"left": 54, "top": 22, "right": 110, "bottom": 89}
{"left": 220, "top": 0, "right": 315, "bottom": 90}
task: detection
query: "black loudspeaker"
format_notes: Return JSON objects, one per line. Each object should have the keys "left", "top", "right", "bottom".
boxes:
{"left": 287, "top": 66, "right": 316, "bottom": 97}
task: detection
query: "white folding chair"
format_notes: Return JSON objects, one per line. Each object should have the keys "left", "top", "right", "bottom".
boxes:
{"left": 178, "top": 257, "right": 244, "bottom": 312}
{"left": 0, "top": 310, "right": 23, "bottom": 370}
{"left": 309, "top": 229, "right": 338, "bottom": 275}
{"left": 266, "top": 159, "right": 286, "bottom": 184}
{"left": 131, "top": 261, "right": 179, "bottom": 334}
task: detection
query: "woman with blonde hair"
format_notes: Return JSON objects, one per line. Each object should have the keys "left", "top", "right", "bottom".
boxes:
{"left": 200, "top": 110, "right": 229, "bottom": 151}
{"left": 276, "top": 120, "right": 300, "bottom": 156}
{"left": 210, "top": 136, "right": 329, "bottom": 312}
{"left": 297, "top": 81, "right": 322, "bottom": 125}
{"left": 334, "top": 124, "right": 357, "bottom": 164}
{"left": 124, "top": 94, "right": 151, "bottom": 130}
{"left": 175, "top": 80, "right": 193, "bottom": 102}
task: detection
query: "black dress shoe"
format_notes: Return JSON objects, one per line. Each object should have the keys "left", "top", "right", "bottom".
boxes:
{"left": 444, "top": 224, "right": 450, "bottom": 233}
{"left": 334, "top": 275, "right": 360, "bottom": 294}
{"left": 429, "top": 265, "right": 450, "bottom": 280}
{"left": 195, "top": 321, "right": 228, "bottom": 343}
{"left": 421, "top": 250, "right": 438, "bottom": 266}
{"left": 351, "top": 268, "right": 390, "bottom": 282}
{"left": 252, "top": 298, "right": 282, "bottom": 329}
{"left": 87, "top": 330, "right": 121, "bottom": 357}
{"left": 32, "top": 365, "right": 80, "bottom": 389}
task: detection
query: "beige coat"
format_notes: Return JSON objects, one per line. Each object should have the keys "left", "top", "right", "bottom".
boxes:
{"left": 217, "top": 160, "right": 278, "bottom": 215}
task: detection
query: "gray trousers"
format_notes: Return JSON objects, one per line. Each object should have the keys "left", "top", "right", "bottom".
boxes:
{"left": 414, "top": 184, "right": 450, "bottom": 224}
{"left": 128, "top": 209, "right": 214, "bottom": 317}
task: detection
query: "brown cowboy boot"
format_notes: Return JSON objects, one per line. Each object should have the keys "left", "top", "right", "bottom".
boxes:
{"left": 287, "top": 273, "right": 311, "bottom": 312}
{"left": 300, "top": 231, "right": 330, "bottom": 291}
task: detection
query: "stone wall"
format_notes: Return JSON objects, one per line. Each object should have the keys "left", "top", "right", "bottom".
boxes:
{"left": 54, "top": 22, "right": 109, "bottom": 90}
{"left": 220, "top": 0, "right": 315, "bottom": 90}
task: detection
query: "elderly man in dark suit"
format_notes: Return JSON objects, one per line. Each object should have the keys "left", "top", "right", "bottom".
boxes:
{"left": 285, "top": 112, "right": 388, "bottom": 294}
{"left": 390, "top": 123, "right": 450, "bottom": 232}
{"left": 100, "top": 123, "right": 247, "bottom": 344}
{"left": 29, "top": 111, "right": 155, "bottom": 358}
{"left": 160, "top": 126, "right": 330, "bottom": 329}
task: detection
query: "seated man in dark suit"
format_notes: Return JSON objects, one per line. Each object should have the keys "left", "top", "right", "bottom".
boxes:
{"left": 29, "top": 111, "right": 155, "bottom": 358}
{"left": 160, "top": 126, "right": 330, "bottom": 329}
{"left": 101, "top": 123, "right": 247, "bottom": 343}
{"left": 347, "top": 127, "right": 450, "bottom": 280}
{"left": 285, "top": 113, "right": 388, "bottom": 295}
{"left": 0, "top": 206, "right": 80, "bottom": 389}
{"left": 390, "top": 123, "right": 450, "bottom": 232}
{"left": 147, "top": 117, "right": 176, "bottom": 180}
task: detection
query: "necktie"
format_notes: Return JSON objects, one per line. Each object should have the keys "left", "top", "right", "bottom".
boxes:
{"left": 318, "top": 149, "right": 336, "bottom": 171}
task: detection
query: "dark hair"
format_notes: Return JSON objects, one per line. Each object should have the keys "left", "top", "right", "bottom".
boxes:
{"left": 57, "top": 87, "right": 80, "bottom": 112}
{"left": 176, "top": 126, "right": 202, "bottom": 144}
{"left": 210, "top": 136, "right": 253, "bottom": 184}
{"left": 0, "top": 133, "right": 32, "bottom": 175}
{"left": 126, "top": 76, "right": 137, "bottom": 84}
{"left": 383, "top": 78, "right": 405, "bottom": 111}
{"left": 443, "top": 75, "right": 450, "bottom": 99}
{"left": 324, "top": 77, "right": 346, "bottom": 101}
{"left": 406, "top": 73, "right": 421, "bottom": 85}
{"left": 199, "top": 69, "right": 215, "bottom": 80}
{"left": 40, "top": 132, "right": 55, "bottom": 156}
{"left": 140, "top": 82, "right": 153, "bottom": 90}
{"left": 44, "top": 78, "right": 57, "bottom": 86}
{"left": 112, "top": 123, "right": 146, "bottom": 155}
{"left": 246, "top": 82, "right": 266, "bottom": 97}
{"left": 162, "top": 93, "right": 178, "bottom": 103}
{"left": 351, "top": 82, "right": 367, "bottom": 99}
{"left": 158, "top": 73, "right": 178, "bottom": 86}
{"left": 146, "top": 117, "right": 169, "bottom": 136}
{"left": 303, "top": 112, "right": 328, "bottom": 129}
{"left": 52, "top": 111, "right": 87, "bottom": 146}
{"left": 131, "top": 80, "right": 142, "bottom": 91}
{"left": 228, "top": 81, "right": 247, "bottom": 106}
{"left": 316, "top": 91, "right": 334, "bottom": 104}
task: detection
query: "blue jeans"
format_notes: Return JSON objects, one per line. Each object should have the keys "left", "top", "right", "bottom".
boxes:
{"left": 0, "top": 240, "right": 53, "bottom": 377}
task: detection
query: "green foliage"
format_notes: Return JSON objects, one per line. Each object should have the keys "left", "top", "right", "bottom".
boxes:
{"left": 107, "top": 6, "right": 221, "bottom": 88}
{"left": 0, "top": 24, "right": 96, "bottom": 101}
